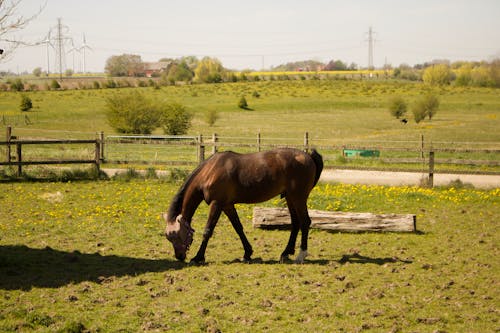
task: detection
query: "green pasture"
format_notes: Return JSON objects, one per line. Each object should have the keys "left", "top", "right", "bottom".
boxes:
{"left": 0, "top": 80, "right": 498, "bottom": 142}
{"left": 0, "top": 180, "right": 498, "bottom": 332}
{"left": 0, "top": 79, "right": 499, "bottom": 173}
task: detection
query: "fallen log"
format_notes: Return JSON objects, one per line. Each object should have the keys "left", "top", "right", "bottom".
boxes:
{"left": 252, "top": 207, "right": 416, "bottom": 232}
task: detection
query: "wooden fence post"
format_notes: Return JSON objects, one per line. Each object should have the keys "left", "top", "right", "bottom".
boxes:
{"left": 428, "top": 150, "right": 434, "bottom": 188}
{"left": 198, "top": 134, "right": 205, "bottom": 164}
{"left": 99, "top": 131, "right": 105, "bottom": 162}
{"left": 6, "top": 126, "right": 12, "bottom": 163}
{"left": 212, "top": 133, "right": 218, "bottom": 155}
{"left": 257, "top": 132, "right": 261, "bottom": 152}
{"left": 95, "top": 139, "right": 101, "bottom": 173}
{"left": 420, "top": 134, "right": 424, "bottom": 159}
{"left": 16, "top": 142, "right": 22, "bottom": 177}
{"left": 304, "top": 132, "right": 309, "bottom": 151}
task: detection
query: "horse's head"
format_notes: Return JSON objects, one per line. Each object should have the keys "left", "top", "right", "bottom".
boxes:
{"left": 163, "top": 213, "right": 194, "bottom": 261}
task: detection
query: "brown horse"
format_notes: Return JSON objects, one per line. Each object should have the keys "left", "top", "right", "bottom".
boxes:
{"left": 163, "top": 148, "right": 323, "bottom": 264}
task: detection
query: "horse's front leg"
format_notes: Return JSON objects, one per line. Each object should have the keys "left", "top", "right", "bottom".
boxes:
{"left": 191, "top": 202, "right": 222, "bottom": 264}
{"left": 224, "top": 205, "right": 253, "bottom": 261}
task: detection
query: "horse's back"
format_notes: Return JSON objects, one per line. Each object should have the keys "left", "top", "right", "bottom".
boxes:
{"left": 200, "top": 148, "right": 317, "bottom": 204}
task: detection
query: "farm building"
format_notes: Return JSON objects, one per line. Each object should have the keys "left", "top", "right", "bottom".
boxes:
{"left": 141, "top": 61, "right": 171, "bottom": 77}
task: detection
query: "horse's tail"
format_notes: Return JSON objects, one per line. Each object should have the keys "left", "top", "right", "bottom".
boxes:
{"left": 309, "top": 149, "right": 323, "bottom": 187}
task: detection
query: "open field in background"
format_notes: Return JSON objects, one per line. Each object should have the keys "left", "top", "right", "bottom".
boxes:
{"left": 1, "top": 80, "right": 499, "bottom": 174}
{"left": 0, "top": 180, "right": 498, "bottom": 332}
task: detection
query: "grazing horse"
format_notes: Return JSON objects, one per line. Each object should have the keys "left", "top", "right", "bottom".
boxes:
{"left": 163, "top": 148, "right": 323, "bottom": 264}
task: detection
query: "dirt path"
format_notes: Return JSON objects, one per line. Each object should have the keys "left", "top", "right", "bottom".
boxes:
{"left": 103, "top": 168, "right": 499, "bottom": 189}
{"left": 320, "top": 169, "right": 500, "bottom": 189}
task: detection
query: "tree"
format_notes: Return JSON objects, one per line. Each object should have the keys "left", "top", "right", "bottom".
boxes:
{"left": 412, "top": 94, "right": 440, "bottom": 123}
{"left": 0, "top": 0, "right": 44, "bottom": 62}
{"left": 412, "top": 100, "right": 427, "bottom": 124}
{"left": 324, "top": 59, "right": 347, "bottom": 71}
{"left": 388, "top": 96, "right": 407, "bottom": 119}
{"left": 105, "top": 91, "right": 161, "bottom": 134}
{"left": 32, "top": 67, "right": 42, "bottom": 77}
{"left": 422, "top": 94, "right": 440, "bottom": 120}
{"left": 194, "top": 57, "right": 225, "bottom": 83}
{"left": 162, "top": 60, "right": 194, "bottom": 85}
{"left": 105, "top": 54, "right": 143, "bottom": 77}
{"left": 423, "top": 64, "right": 452, "bottom": 86}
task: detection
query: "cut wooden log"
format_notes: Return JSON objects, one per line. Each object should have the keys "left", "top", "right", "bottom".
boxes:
{"left": 253, "top": 207, "right": 416, "bottom": 232}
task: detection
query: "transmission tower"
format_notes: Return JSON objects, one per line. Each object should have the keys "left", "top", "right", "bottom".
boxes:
{"left": 366, "top": 26, "right": 375, "bottom": 71}
{"left": 50, "top": 18, "right": 71, "bottom": 79}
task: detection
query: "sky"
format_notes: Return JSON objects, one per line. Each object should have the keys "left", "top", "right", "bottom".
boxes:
{"left": 1, "top": 0, "right": 499, "bottom": 73}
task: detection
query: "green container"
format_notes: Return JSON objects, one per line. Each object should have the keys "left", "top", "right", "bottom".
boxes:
{"left": 343, "top": 149, "right": 380, "bottom": 157}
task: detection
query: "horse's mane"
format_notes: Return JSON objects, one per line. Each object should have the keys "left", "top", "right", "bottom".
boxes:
{"left": 166, "top": 157, "right": 210, "bottom": 221}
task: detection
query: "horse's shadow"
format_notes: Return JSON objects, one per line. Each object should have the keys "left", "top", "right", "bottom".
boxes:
{"left": 0, "top": 245, "right": 182, "bottom": 291}
{"left": 224, "top": 253, "right": 413, "bottom": 265}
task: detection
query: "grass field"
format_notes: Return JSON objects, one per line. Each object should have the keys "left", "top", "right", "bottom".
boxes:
{"left": 0, "top": 80, "right": 498, "bottom": 143}
{"left": 1, "top": 80, "right": 499, "bottom": 174}
{"left": 0, "top": 79, "right": 498, "bottom": 331}
{"left": 0, "top": 179, "right": 498, "bottom": 332}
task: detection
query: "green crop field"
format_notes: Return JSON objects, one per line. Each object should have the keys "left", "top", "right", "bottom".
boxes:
{"left": 0, "top": 180, "right": 498, "bottom": 332}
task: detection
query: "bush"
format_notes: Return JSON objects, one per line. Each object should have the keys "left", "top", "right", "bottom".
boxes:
{"left": 388, "top": 96, "right": 407, "bottom": 119}
{"left": 10, "top": 78, "right": 24, "bottom": 91}
{"left": 238, "top": 96, "right": 249, "bottom": 109}
{"left": 412, "top": 94, "right": 439, "bottom": 123}
{"left": 20, "top": 95, "right": 33, "bottom": 111}
{"left": 412, "top": 101, "right": 427, "bottom": 124}
{"left": 105, "top": 91, "right": 161, "bottom": 134}
{"left": 160, "top": 103, "right": 192, "bottom": 135}
{"left": 103, "top": 80, "right": 117, "bottom": 89}
{"left": 205, "top": 108, "right": 219, "bottom": 127}
{"left": 423, "top": 94, "right": 439, "bottom": 120}
{"left": 50, "top": 80, "right": 61, "bottom": 90}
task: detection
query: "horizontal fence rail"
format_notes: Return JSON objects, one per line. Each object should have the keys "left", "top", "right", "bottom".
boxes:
{"left": 1, "top": 127, "right": 103, "bottom": 176}
{"left": 2, "top": 127, "right": 500, "bottom": 184}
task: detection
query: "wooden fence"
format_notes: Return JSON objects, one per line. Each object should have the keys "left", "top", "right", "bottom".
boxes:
{"left": 1, "top": 127, "right": 103, "bottom": 176}
{"left": 106, "top": 132, "right": 500, "bottom": 164}
{"left": 2, "top": 127, "right": 499, "bottom": 185}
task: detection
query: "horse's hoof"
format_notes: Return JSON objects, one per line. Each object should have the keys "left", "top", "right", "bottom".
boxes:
{"left": 279, "top": 255, "right": 290, "bottom": 264}
{"left": 190, "top": 257, "right": 206, "bottom": 265}
{"left": 242, "top": 257, "right": 252, "bottom": 263}
{"left": 295, "top": 249, "right": 308, "bottom": 264}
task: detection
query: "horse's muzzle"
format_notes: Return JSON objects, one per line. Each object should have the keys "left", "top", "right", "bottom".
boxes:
{"left": 175, "top": 252, "right": 186, "bottom": 261}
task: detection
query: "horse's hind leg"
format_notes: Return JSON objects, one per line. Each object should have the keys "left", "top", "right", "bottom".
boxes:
{"left": 224, "top": 205, "right": 253, "bottom": 261}
{"left": 295, "top": 202, "right": 312, "bottom": 264}
{"left": 280, "top": 197, "right": 300, "bottom": 263}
